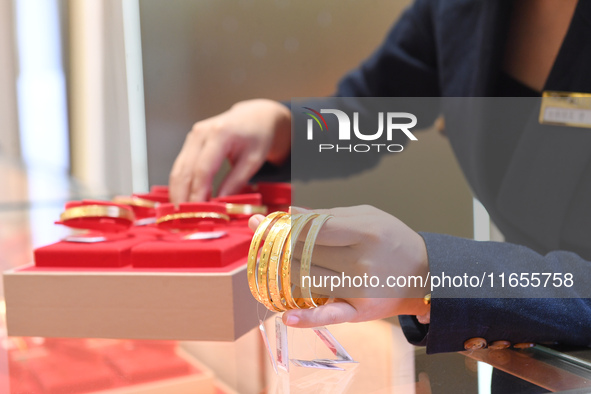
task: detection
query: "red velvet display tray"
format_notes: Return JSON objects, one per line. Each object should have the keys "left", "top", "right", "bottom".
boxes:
{"left": 4, "top": 183, "right": 290, "bottom": 342}
{"left": 16, "top": 256, "right": 247, "bottom": 274}
{"left": 7, "top": 338, "right": 216, "bottom": 394}
{"left": 34, "top": 227, "right": 253, "bottom": 269}
{"left": 34, "top": 234, "right": 154, "bottom": 268}
{"left": 131, "top": 232, "right": 252, "bottom": 268}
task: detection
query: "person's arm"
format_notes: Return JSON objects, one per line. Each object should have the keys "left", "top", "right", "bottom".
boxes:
{"left": 284, "top": 0, "right": 443, "bottom": 181}
{"left": 170, "top": 0, "right": 442, "bottom": 203}
{"left": 401, "top": 233, "right": 591, "bottom": 354}
{"left": 334, "top": 0, "right": 439, "bottom": 99}
{"left": 247, "top": 207, "right": 591, "bottom": 354}
{"left": 169, "top": 99, "right": 291, "bottom": 203}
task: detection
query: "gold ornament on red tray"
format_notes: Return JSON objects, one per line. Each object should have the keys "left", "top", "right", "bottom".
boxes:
{"left": 57, "top": 200, "right": 136, "bottom": 233}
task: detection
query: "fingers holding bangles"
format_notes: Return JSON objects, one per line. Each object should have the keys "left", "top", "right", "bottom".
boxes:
{"left": 247, "top": 211, "right": 333, "bottom": 313}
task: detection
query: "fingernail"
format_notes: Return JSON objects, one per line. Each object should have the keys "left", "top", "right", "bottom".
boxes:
{"left": 285, "top": 314, "right": 300, "bottom": 325}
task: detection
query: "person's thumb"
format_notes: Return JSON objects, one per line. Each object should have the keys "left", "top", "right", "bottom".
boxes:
{"left": 248, "top": 214, "right": 265, "bottom": 231}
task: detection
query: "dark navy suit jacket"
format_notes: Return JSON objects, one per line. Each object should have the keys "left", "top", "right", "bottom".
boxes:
{"left": 300, "top": 0, "right": 591, "bottom": 354}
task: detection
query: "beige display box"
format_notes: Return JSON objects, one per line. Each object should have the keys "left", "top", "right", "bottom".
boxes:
{"left": 3, "top": 259, "right": 260, "bottom": 341}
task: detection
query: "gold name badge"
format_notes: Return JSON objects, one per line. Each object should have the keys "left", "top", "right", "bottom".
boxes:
{"left": 539, "top": 91, "right": 591, "bottom": 128}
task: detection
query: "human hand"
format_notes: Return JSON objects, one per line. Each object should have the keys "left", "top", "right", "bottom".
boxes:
{"left": 169, "top": 99, "right": 291, "bottom": 204}
{"left": 248, "top": 205, "right": 430, "bottom": 328}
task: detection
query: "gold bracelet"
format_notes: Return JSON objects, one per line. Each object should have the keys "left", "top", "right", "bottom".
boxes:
{"left": 60, "top": 205, "right": 135, "bottom": 223}
{"left": 300, "top": 214, "right": 333, "bottom": 308}
{"left": 248, "top": 211, "right": 332, "bottom": 312}
{"left": 258, "top": 216, "right": 291, "bottom": 312}
{"left": 247, "top": 211, "right": 288, "bottom": 303}
{"left": 278, "top": 231, "right": 298, "bottom": 309}
{"left": 291, "top": 286, "right": 308, "bottom": 309}
{"left": 281, "top": 213, "right": 319, "bottom": 310}
{"left": 226, "top": 203, "right": 268, "bottom": 215}
{"left": 267, "top": 216, "right": 293, "bottom": 311}
{"left": 313, "top": 293, "right": 329, "bottom": 306}
{"left": 423, "top": 293, "right": 431, "bottom": 306}
{"left": 156, "top": 211, "right": 230, "bottom": 225}
{"left": 112, "top": 196, "right": 158, "bottom": 208}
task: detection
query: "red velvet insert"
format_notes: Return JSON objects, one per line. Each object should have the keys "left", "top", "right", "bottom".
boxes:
{"left": 149, "top": 185, "right": 170, "bottom": 197}
{"left": 258, "top": 182, "right": 291, "bottom": 212}
{"left": 212, "top": 193, "right": 263, "bottom": 206}
{"left": 131, "top": 231, "right": 252, "bottom": 268}
{"left": 122, "top": 186, "right": 171, "bottom": 218}
{"left": 34, "top": 234, "right": 155, "bottom": 268}
{"left": 128, "top": 204, "right": 156, "bottom": 220}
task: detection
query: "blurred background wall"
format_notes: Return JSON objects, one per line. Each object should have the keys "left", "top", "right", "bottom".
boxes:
{"left": 139, "top": 0, "right": 473, "bottom": 237}
{"left": 0, "top": 0, "right": 19, "bottom": 160}
{"left": 0, "top": 0, "right": 134, "bottom": 196}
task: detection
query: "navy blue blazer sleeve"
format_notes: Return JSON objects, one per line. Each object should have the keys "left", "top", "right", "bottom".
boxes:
{"left": 258, "top": 0, "right": 442, "bottom": 182}
{"left": 400, "top": 233, "right": 591, "bottom": 354}
{"left": 334, "top": 0, "right": 439, "bottom": 99}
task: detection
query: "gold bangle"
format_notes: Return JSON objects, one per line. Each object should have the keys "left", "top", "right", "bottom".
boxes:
{"left": 267, "top": 217, "right": 293, "bottom": 311}
{"left": 247, "top": 211, "right": 332, "bottom": 312}
{"left": 60, "top": 205, "right": 135, "bottom": 223}
{"left": 313, "top": 293, "right": 329, "bottom": 306}
{"left": 226, "top": 203, "right": 268, "bottom": 215}
{"left": 155, "top": 211, "right": 230, "bottom": 224}
{"left": 258, "top": 216, "right": 291, "bottom": 312}
{"left": 112, "top": 196, "right": 158, "bottom": 208}
{"left": 278, "top": 232, "right": 298, "bottom": 309}
{"left": 281, "top": 213, "right": 319, "bottom": 309}
{"left": 291, "top": 286, "right": 308, "bottom": 309}
{"left": 300, "top": 214, "right": 333, "bottom": 308}
{"left": 247, "top": 211, "right": 288, "bottom": 304}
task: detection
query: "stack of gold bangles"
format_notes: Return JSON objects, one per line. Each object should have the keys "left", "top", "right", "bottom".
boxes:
{"left": 247, "top": 211, "right": 332, "bottom": 312}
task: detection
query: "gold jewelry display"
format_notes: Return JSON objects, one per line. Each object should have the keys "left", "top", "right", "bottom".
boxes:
{"left": 112, "top": 196, "right": 158, "bottom": 208}
{"left": 247, "top": 211, "right": 333, "bottom": 312}
{"left": 155, "top": 212, "right": 230, "bottom": 225}
{"left": 226, "top": 203, "right": 267, "bottom": 215}
{"left": 60, "top": 205, "right": 135, "bottom": 223}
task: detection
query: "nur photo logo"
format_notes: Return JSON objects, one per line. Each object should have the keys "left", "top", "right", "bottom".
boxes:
{"left": 303, "top": 108, "right": 418, "bottom": 153}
